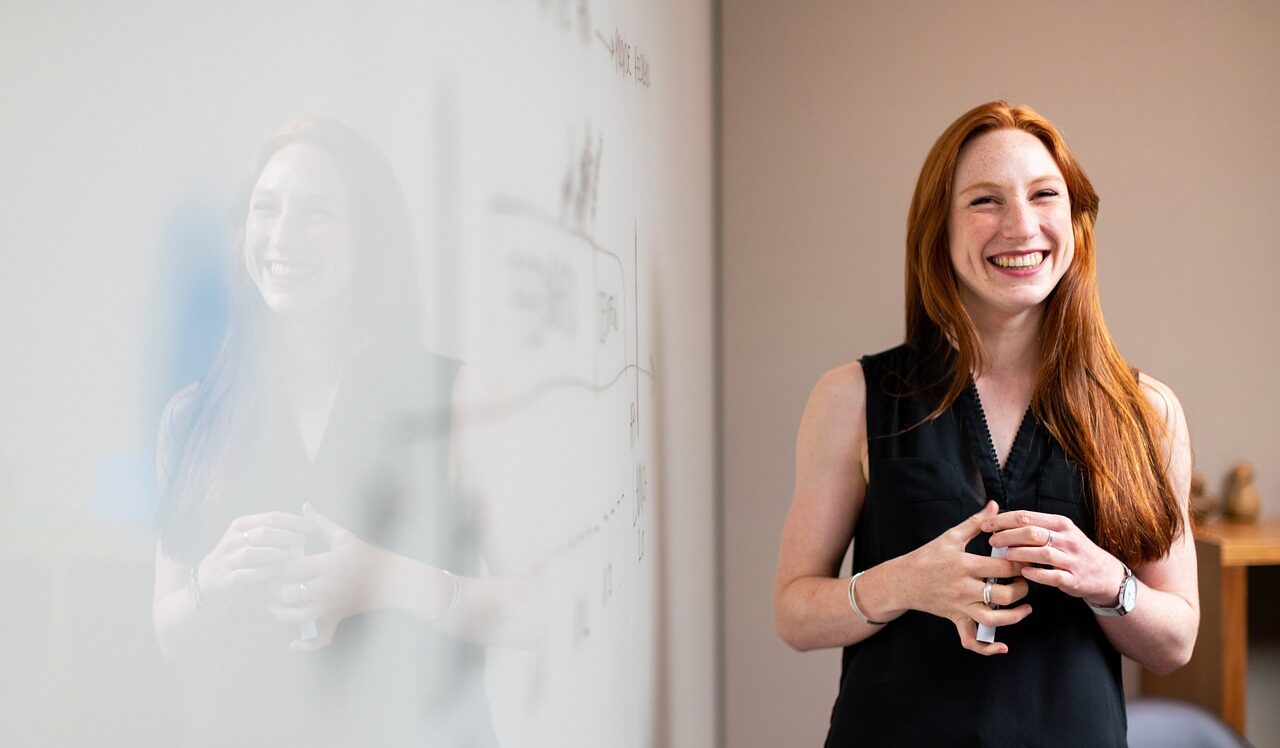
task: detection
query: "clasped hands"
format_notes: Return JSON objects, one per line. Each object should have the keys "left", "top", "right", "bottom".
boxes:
{"left": 899, "top": 500, "right": 1127, "bottom": 655}
{"left": 193, "top": 503, "right": 402, "bottom": 651}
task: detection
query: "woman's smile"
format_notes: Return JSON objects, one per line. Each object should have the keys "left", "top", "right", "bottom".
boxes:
{"left": 266, "top": 258, "right": 322, "bottom": 282}
{"left": 988, "top": 250, "right": 1048, "bottom": 274}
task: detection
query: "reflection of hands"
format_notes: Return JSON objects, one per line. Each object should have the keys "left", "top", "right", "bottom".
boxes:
{"left": 902, "top": 501, "right": 1032, "bottom": 655}
{"left": 984, "top": 510, "right": 1127, "bottom": 607}
{"left": 196, "top": 512, "right": 309, "bottom": 606}
{"left": 269, "top": 502, "right": 393, "bottom": 651}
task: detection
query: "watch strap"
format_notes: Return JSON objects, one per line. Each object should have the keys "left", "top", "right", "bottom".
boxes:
{"left": 1087, "top": 564, "right": 1134, "bottom": 617}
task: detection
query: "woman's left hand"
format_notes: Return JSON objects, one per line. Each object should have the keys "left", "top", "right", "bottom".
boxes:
{"left": 982, "top": 510, "right": 1127, "bottom": 607}
{"left": 269, "top": 502, "right": 394, "bottom": 651}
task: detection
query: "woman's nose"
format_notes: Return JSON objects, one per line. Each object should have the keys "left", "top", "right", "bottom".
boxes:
{"left": 270, "top": 207, "right": 305, "bottom": 251}
{"left": 1000, "top": 200, "right": 1038, "bottom": 241}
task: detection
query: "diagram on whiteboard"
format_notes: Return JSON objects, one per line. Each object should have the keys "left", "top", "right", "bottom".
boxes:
{"left": 440, "top": 4, "right": 666, "bottom": 744}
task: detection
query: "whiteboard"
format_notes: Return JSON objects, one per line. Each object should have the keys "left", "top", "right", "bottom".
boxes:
{"left": 0, "top": 2, "right": 716, "bottom": 746}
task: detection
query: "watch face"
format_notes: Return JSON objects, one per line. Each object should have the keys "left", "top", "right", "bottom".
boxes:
{"left": 1121, "top": 577, "right": 1137, "bottom": 611}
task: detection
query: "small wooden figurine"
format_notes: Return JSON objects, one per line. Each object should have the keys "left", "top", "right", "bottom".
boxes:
{"left": 1189, "top": 470, "right": 1219, "bottom": 526}
{"left": 1224, "top": 461, "right": 1260, "bottom": 523}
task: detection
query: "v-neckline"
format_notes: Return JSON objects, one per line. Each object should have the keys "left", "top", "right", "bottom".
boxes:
{"left": 963, "top": 380, "right": 1036, "bottom": 500}
{"left": 287, "top": 379, "right": 343, "bottom": 467}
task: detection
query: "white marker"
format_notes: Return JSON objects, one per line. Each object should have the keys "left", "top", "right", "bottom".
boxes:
{"left": 292, "top": 546, "right": 319, "bottom": 641}
{"left": 976, "top": 545, "right": 1007, "bottom": 644}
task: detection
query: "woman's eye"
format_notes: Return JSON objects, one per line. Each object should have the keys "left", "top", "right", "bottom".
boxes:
{"left": 1033, "top": 189, "right": 1059, "bottom": 199}
{"left": 969, "top": 196, "right": 996, "bottom": 207}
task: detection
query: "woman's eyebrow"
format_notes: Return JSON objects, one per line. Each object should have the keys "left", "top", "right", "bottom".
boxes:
{"left": 249, "top": 188, "right": 340, "bottom": 205}
{"left": 296, "top": 193, "right": 341, "bottom": 205}
{"left": 956, "top": 175, "right": 1064, "bottom": 195}
{"left": 956, "top": 180, "right": 1003, "bottom": 195}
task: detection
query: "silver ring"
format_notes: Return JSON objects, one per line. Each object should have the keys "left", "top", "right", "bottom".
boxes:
{"left": 241, "top": 530, "right": 251, "bottom": 544}
{"left": 982, "top": 579, "right": 994, "bottom": 607}
{"left": 298, "top": 582, "right": 309, "bottom": 602}
{"left": 1045, "top": 531, "right": 1054, "bottom": 548}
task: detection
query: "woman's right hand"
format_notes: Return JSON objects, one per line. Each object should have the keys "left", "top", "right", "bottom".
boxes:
{"left": 900, "top": 501, "right": 1032, "bottom": 654}
{"left": 194, "top": 511, "right": 310, "bottom": 606}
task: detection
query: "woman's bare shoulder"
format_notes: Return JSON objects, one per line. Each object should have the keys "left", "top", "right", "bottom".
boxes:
{"left": 160, "top": 382, "right": 200, "bottom": 437}
{"left": 1136, "top": 371, "right": 1185, "bottom": 430}
{"left": 811, "top": 361, "right": 866, "bottom": 407}
{"left": 1136, "top": 371, "right": 1191, "bottom": 493}
{"left": 801, "top": 361, "right": 867, "bottom": 445}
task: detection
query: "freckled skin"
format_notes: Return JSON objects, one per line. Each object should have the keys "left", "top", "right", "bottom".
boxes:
{"left": 947, "top": 129, "right": 1075, "bottom": 327}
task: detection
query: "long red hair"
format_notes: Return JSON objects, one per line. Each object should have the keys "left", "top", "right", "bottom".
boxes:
{"left": 905, "top": 101, "right": 1181, "bottom": 566}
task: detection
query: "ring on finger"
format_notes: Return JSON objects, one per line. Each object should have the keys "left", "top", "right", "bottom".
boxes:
{"left": 982, "top": 579, "right": 994, "bottom": 607}
{"left": 298, "top": 582, "right": 309, "bottom": 602}
{"left": 242, "top": 530, "right": 251, "bottom": 544}
{"left": 1045, "top": 530, "right": 1054, "bottom": 548}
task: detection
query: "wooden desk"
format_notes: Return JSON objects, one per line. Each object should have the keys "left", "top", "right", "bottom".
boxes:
{"left": 1142, "top": 518, "right": 1280, "bottom": 737}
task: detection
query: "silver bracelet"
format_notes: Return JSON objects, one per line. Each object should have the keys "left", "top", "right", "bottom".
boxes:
{"left": 848, "top": 570, "right": 887, "bottom": 625}
{"left": 429, "top": 569, "right": 462, "bottom": 623}
{"left": 187, "top": 563, "right": 221, "bottom": 609}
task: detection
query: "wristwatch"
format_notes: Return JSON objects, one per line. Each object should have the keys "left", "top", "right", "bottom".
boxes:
{"left": 1088, "top": 564, "right": 1136, "bottom": 617}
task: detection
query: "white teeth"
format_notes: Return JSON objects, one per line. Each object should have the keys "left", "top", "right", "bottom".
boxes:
{"left": 269, "top": 262, "right": 315, "bottom": 279}
{"left": 991, "top": 252, "right": 1045, "bottom": 269}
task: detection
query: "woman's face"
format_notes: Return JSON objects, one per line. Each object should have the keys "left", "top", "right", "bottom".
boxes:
{"left": 243, "top": 143, "right": 354, "bottom": 320}
{"left": 946, "top": 128, "right": 1074, "bottom": 323}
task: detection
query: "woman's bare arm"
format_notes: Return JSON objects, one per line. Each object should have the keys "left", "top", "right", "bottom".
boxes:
{"left": 1093, "top": 374, "right": 1198, "bottom": 673}
{"left": 774, "top": 363, "right": 881, "bottom": 651}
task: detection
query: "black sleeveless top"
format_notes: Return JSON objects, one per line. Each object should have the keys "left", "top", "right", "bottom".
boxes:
{"left": 824, "top": 343, "right": 1127, "bottom": 747}
{"left": 160, "top": 343, "right": 497, "bottom": 747}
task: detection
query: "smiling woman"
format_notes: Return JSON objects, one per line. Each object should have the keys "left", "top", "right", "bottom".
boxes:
{"left": 151, "top": 118, "right": 540, "bottom": 747}
{"left": 774, "top": 101, "right": 1198, "bottom": 747}
{"left": 947, "top": 129, "right": 1075, "bottom": 322}
{"left": 243, "top": 143, "right": 356, "bottom": 319}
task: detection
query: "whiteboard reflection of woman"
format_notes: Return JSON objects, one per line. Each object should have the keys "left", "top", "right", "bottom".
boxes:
{"left": 152, "top": 119, "right": 539, "bottom": 747}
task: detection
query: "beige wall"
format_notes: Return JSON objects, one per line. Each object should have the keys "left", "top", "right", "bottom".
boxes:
{"left": 721, "top": 1, "right": 1280, "bottom": 745}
